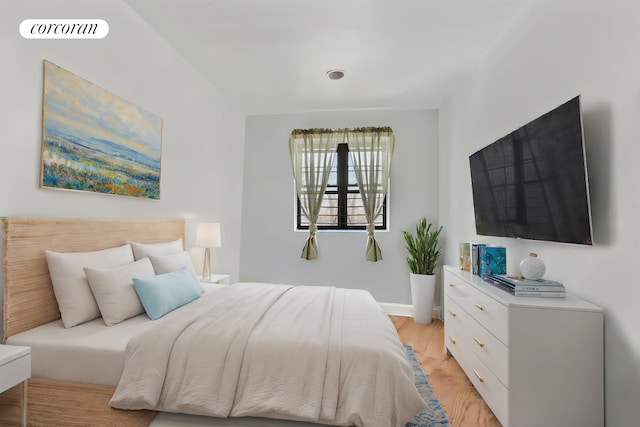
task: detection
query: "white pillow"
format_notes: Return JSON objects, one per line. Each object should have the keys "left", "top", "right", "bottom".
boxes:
{"left": 45, "top": 244, "right": 135, "bottom": 328}
{"left": 84, "top": 257, "right": 156, "bottom": 326}
{"left": 149, "top": 252, "right": 204, "bottom": 292}
{"left": 130, "top": 239, "right": 183, "bottom": 260}
{"left": 148, "top": 251, "right": 197, "bottom": 275}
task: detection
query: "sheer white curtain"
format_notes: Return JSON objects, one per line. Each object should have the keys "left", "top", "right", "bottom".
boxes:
{"left": 346, "top": 127, "right": 395, "bottom": 262}
{"left": 289, "top": 129, "right": 343, "bottom": 260}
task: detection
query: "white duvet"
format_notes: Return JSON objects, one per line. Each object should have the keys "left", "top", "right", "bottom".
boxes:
{"left": 110, "top": 283, "right": 426, "bottom": 427}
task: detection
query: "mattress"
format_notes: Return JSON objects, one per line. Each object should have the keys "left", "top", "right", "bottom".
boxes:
{"left": 6, "top": 282, "right": 225, "bottom": 386}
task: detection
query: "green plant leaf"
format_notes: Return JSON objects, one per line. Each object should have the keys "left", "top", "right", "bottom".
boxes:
{"left": 402, "top": 218, "right": 442, "bottom": 275}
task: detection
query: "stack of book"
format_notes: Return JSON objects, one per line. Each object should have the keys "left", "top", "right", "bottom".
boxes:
{"left": 483, "top": 274, "right": 566, "bottom": 298}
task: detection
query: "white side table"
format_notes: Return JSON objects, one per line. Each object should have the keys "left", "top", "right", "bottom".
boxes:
{"left": 199, "top": 274, "right": 231, "bottom": 284}
{"left": 0, "top": 345, "right": 31, "bottom": 426}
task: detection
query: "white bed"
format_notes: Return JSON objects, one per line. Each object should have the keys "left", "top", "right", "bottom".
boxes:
{"left": 0, "top": 217, "right": 425, "bottom": 427}
{"left": 6, "top": 283, "right": 224, "bottom": 386}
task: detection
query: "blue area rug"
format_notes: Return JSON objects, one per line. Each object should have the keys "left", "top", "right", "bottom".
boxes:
{"left": 404, "top": 344, "right": 451, "bottom": 427}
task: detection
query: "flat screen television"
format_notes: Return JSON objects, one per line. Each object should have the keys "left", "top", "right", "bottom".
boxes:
{"left": 469, "top": 96, "right": 593, "bottom": 245}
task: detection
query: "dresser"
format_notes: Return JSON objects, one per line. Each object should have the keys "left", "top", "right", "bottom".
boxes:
{"left": 443, "top": 265, "right": 603, "bottom": 427}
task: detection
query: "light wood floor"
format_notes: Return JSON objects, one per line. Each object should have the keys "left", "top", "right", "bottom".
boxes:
{"left": 390, "top": 316, "right": 502, "bottom": 427}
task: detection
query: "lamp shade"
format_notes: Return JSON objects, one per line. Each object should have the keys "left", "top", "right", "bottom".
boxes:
{"left": 195, "top": 223, "right": 221, "bottom": 248}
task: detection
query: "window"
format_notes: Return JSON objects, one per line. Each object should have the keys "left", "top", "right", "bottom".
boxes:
{"left": 290, "top": 126, "right": 394, "bottom": 261}
{"left": 296, "top": 143, "right": 387, "bottom": 230}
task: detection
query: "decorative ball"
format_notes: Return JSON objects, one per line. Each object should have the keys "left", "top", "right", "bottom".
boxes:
{"left": 520, "top": 252, "right": 546, "bottom": 280}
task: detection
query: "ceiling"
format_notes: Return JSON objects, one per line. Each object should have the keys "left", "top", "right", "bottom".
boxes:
{"left": 124, "top": 0, "right": 531, "bottom": 115}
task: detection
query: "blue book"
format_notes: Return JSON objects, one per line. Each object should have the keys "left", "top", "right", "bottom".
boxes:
{"left": 479, "top": 246, "right": 506, "bottom": 277}
{"left": 471, "top": 243, "right": 486, "bottom": 275}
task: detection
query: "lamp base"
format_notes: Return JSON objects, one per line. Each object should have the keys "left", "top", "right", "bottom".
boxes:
{"left": 202, "top": 247, "right": 212, "bottom": 282}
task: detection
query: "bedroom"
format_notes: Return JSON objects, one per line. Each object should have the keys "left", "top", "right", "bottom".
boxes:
{"left": 1, "top": 0, "right": 638, "bottom": 426}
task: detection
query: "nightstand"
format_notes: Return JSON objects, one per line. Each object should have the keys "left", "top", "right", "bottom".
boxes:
{"left": 199, "top": 274, "right": 231, "bottom": 284}
{"left": 0, "top": 345, "right": 31, "bottom": 426}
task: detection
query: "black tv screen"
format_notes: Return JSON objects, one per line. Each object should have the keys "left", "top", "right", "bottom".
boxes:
{"left": 469, "top": 96, "right": 593, "bottom": 245}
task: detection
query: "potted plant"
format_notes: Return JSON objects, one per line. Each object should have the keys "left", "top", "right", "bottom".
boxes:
{"left": 402, "top": 218, "right": 442, "bottom": 324}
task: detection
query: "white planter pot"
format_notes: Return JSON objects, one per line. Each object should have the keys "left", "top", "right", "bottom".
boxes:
{"left": 410, "top": 273, "right": 436, "bottom": 324}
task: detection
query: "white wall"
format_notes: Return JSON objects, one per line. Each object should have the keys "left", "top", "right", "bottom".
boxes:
{"left": 439, "top": 0, "right": 640, "bottom": 425}
{"left": 0, "top": 1, "right": 245, "bottom": 279}
{"left": 240, "top": 109, "right": 439, "bottom": 304}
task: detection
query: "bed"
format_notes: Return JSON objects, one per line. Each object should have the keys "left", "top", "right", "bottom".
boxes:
{"left": 0, "top": 217, "right": 425, "bottom": 426}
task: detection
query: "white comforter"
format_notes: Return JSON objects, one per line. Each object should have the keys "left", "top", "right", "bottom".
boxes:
{"left": 110, "top": 283, "right": 426, "bottom": 427}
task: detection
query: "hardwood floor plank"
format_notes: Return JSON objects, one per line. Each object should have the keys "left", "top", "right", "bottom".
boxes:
{"left": 391, "top": 316, "right": 502, "bottom": 427}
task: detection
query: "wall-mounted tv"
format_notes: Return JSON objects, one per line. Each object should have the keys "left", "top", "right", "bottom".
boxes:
{"left": 469, "top": 96, "right": 593, "bottom": 245}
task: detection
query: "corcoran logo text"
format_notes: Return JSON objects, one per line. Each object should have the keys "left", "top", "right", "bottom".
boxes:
{"left": 20, "top": 19, "right": 109, "bottom": 39}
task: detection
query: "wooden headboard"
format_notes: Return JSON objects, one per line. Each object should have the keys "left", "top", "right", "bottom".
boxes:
{"left": 1, "top": 217, "right": 185, "bottom": 342}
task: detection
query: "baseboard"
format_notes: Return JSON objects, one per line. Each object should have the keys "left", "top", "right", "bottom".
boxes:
{"left": 380, "top": 303, "right": 441, "bottom": 320}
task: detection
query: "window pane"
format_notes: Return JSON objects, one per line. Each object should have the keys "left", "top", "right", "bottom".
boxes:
{"left": 326, "top": 156, "right": 338, "bottom": 187}
{"left": 317, "top": 193, "right": 338, "bottom": 226}
{"left": 347, "top": 155, "right": 357, "bottom": 186}
{"left": 300, "top": 193, "right": 339, "bottom": 227}
{"left": 346, "top": 192, "right": 383, "bottom": 226}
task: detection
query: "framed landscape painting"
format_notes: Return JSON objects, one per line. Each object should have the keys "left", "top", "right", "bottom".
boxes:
{"left": 40, "top": 60, "right": 162, "bottom": 199}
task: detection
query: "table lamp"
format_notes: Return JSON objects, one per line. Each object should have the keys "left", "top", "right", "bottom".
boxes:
{"left": 195, "top": 223, "right": 221, "bottom": 282}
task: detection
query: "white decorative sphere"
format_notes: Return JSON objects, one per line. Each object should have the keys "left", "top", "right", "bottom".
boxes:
{"left": 520, "top": 253, "right": 546, "bottom": 280}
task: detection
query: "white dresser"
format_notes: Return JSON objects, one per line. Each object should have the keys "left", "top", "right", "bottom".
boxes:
{"left": 443, "top": 265, "right": 603, "bottom": 427}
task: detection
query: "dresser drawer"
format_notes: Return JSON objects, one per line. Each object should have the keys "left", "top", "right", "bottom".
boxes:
{"left": 445, "top": 331, "right": 467, "bottom": 369}
{"left": 466, "top": 284, "right": 509, "bottom": 345}
{"left": 443, "top": 271, "right": 467, "bottom": 306}
{"left": 466, "top": 315, "right": 509, "bottom": 387}
{"left": 464, "top": 349, "right": 508, "bottom": 426}
{"left": 444, "top": 319, "right": 468, "bottom": 370}
{"left": 444, "top": 296, "right": 469, "bottom": 344}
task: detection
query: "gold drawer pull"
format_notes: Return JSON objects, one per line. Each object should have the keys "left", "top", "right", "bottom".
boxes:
{"left": 473, "top": 369, "right": 485, "bottom": 383}
{"left": 474, "top": 303, "right": 485, "bottom": 311}
{"left": 473, "top": 337, "right": 485, "bottom": 348}
{"left": 448, "top": 283, "right": 456, "bottom": 287}
{"left": 448, "top": 310, "right": 457, "bottom": 317}
{"left": 448, "top": 336, "right": 457, "bottom": 345}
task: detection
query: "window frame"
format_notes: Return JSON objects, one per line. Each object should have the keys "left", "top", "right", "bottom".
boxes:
{"left": 296, "top": 143, "right": 388, "bottom": 231}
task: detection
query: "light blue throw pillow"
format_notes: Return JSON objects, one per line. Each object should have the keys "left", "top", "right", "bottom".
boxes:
{"left": 133, "top": 266, "right": 201, "bottom": 320}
